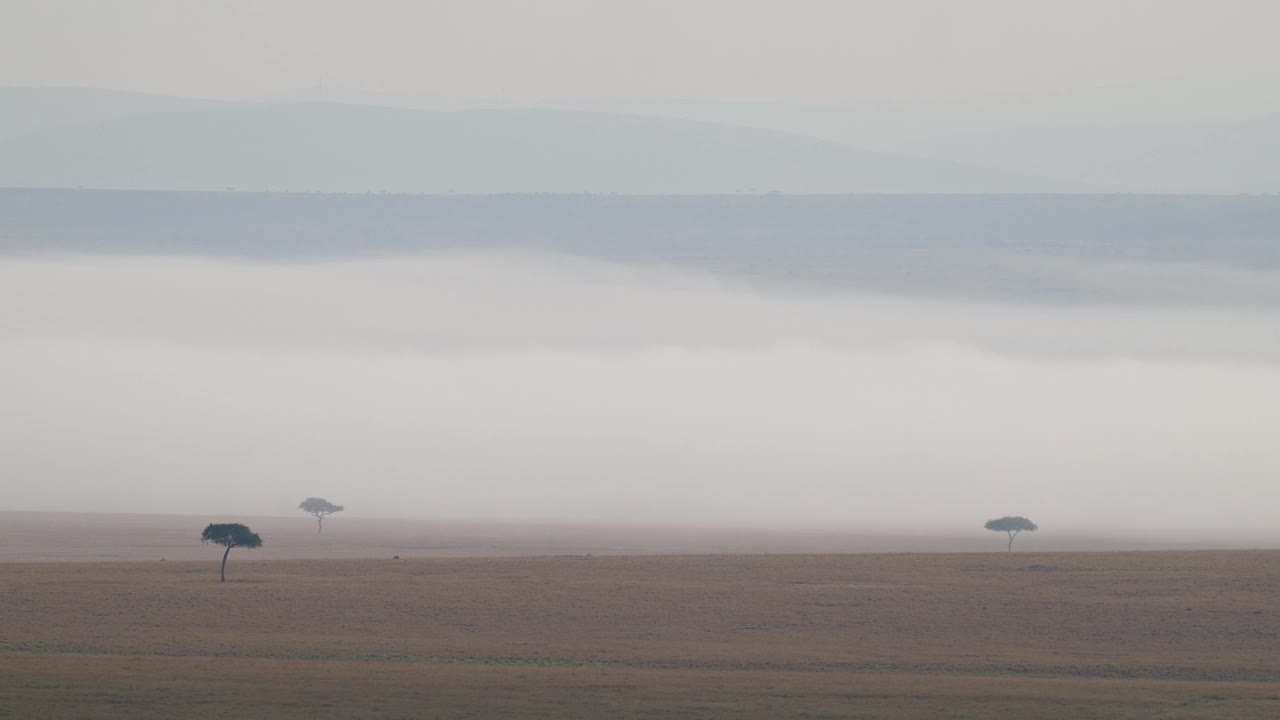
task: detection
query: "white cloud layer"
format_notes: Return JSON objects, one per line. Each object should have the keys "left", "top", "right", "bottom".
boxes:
{"left": 3, "top": 255, "right": 1278, "bottom": 537}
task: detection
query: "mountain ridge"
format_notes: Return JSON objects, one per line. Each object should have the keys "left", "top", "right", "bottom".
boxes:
{"left": 0, "top": 101, "right": 1080, "bottom": 194}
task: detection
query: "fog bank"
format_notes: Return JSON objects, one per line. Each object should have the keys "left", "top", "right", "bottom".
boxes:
{"left": 3, "top": 255, "right": 1277, "bottom": 538}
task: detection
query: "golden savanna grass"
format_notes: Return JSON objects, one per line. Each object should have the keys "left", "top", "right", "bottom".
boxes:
{"left": 2, "top": 551, "right": 1279, "bottom": 718}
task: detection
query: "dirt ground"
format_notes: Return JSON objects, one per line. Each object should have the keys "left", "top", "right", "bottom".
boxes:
{"left": 2, "top": 550, "right": 1279, "bottom": 718}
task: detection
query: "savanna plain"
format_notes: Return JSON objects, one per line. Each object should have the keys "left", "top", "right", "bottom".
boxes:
{"left": 2, "top": 518, "right": 1278, "bottom": 719}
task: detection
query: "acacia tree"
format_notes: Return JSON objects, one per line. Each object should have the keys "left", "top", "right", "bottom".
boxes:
{"left": 201, "top": 523, "right": 263, "bottom": 582}
{"left": 298, "top": 497, "right": 344, "bottom": 534}
{"left": 984, "top": 516, "right": 1038, "bottom": 552}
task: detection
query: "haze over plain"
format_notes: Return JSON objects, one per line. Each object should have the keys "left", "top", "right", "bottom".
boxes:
{"left": 1, "top": 1, "right": 1278, "bottom": 545}
{"left": 8, "top": 6, "right": 1280, "bottom": 720}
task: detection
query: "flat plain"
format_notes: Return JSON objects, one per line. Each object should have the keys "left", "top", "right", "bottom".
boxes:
{"left": 0, "top": 512, "right": 1250, "bottom": 562}
{"left": 2, "top": 545, "right": 1279, "bottom": 718}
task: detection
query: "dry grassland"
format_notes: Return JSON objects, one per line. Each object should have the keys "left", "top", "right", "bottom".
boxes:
{"left": 2, "top": 551, "right": 1279, "bottom": 718}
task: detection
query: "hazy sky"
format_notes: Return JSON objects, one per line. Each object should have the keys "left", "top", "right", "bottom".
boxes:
{"left": 4, "top": 0, "right": 1280, "bottom": 103}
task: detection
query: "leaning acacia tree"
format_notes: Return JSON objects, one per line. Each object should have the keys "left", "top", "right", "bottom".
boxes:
{"left": 298, "top": 497, "right": 344, "bottom": 534}
{"left": 201, "top": 523, "right": 263, "bottom": 582}
{"left": 984, "top": 516, "right": 1038, "bottom": 552}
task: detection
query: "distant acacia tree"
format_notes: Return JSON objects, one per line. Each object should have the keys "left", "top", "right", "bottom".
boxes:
{"left": 298, "top": 497, "right": 344, "bottom": 534}
{"left": 201, "top": 523, "right": 263, "bottom": 582}
{"left": 984, "top": 516, "right": 1038, "bottom": 552}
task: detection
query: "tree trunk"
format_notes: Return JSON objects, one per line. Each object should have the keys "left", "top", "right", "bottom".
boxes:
{"left": 220, "top": 545, "right": 231, "bottom": 582}
{"left": 1007, "top": 530, "right": 1020, "bottom": 552}
{"left": 317, "top": 515, "right": 323, "bottom": 534}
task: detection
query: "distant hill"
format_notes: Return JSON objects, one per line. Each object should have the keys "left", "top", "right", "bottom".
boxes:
{"left": 0, "top": 85, "right": 221, "bottom": 143}
{"left": 0, "top": 102, "right": 1078, "bottom": 194}
{"left": 895, "top": 115, "right": 1280, "bottom": 194}
{"left": 252, "top": 86, "right": 488, "bottom": 112}
{"left": 550, "top": 73, "right": 1280, "bottom": 193}
{"left": 6, "top": 76, "right": 1279, "bottom": 193}
{"left": 550, "top": 73, "right": 1280, "bottom": 148}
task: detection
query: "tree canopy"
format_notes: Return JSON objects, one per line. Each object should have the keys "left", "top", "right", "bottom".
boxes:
{"left": 984, "top": 516, "right": 1038, "bottom": 552}
{"left": 201, "top": 523, "right": 263, "bottom": 582}
{"left": 298, "top": 497, "right": 344, "bottom": 534}
{"left": 201, "top": 523, "right": 263, "bottom": 549}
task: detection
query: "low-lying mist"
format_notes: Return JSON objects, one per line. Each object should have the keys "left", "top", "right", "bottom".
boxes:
{"left": 3, "top": 254, "right": 1278, "bottom": 539}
